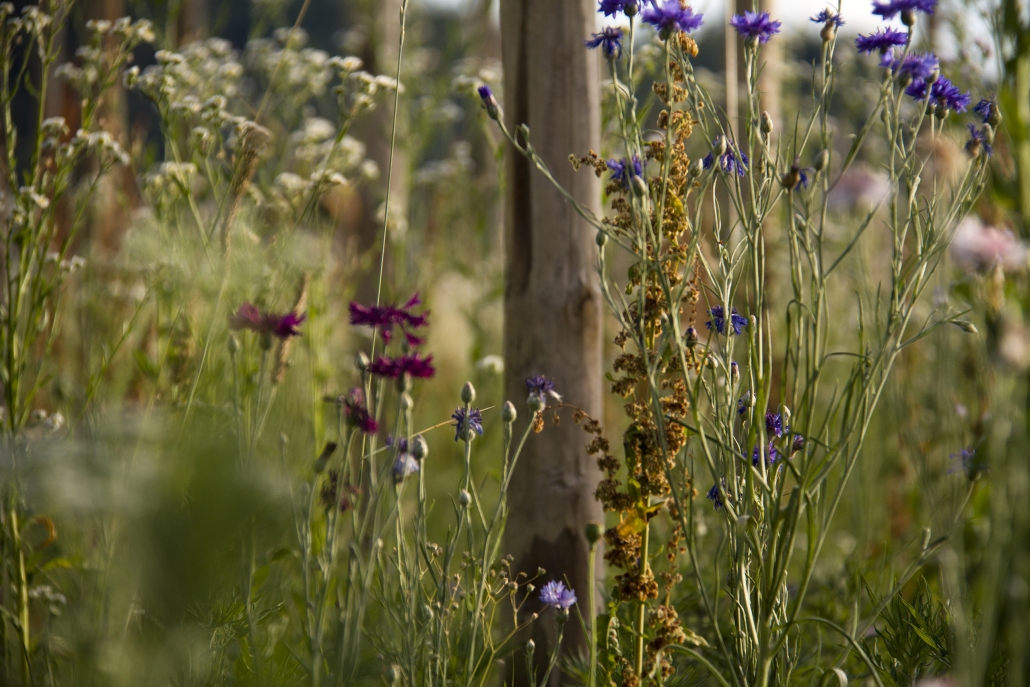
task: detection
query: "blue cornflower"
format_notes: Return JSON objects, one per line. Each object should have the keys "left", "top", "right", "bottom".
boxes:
{"left": 855, "top": 27, "right": 908, "bottom": 54}
{"left": 881, "top": 50, "right": 939, "bottom": 81}
{"left": 765, "top": 411, "right": 785, "bottom": 438}
{"left": 607, "top": 154, "right": 644, "bottom": 188}
{"left": 451, "top": 407, "right": 484, "bottom": 442}
{"left": 641, "top": 0, "right": 704, "bottom": 38}
{"left": 392, "top": 448, "right": 419, "bottom": 483}
{"left": 702, "top": 150, "right": 749, "bottom": 176}
{"left": 973, "top": 98, "right": 997, "bottom": 123}
{"left": 477, "top": 85, "right": 500, "bottom": 119}
{"left": 706, "top": 305, "right": 748, "bottom": 336}
{"left": 540, "top": 580, "right": 578, "bottom": 609}
{"left": 791, "top": 433, "right": 805, "bottom": 454}
{"left": 730, "top": 11, "right": 782, "bottom": 44}
{"left": 752, "top": 442, "right": 780, "bottom": 467}
{"left": 965, "top": 124, "right": 993, "bottom": 158}
{"left": 797, "top": 168, "right": 811, "bottom": 189}
{"left": 599, "top": 0, "right": 638, "bottom": 18}
{"left": 810, "top": 9, "right": 845, "bottom": 26}
{"left": 905, "top": 76, "right": 970, "bottom": 112}
{"left": 586, "top": 26, "right": 624, "bottom": 59}
{"left": 950, "top": 447, "right": 987, "bottom": 480}
{"left": 872, "top": 0, "right": 936, "bottom": 20}
{"left": 526, "top": 374, "right": 562, "bottom": 408}
{"left": 706, "top": 482, "right": 724, "bottom": 509}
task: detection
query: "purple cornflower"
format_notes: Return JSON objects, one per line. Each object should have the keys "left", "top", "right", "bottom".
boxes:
{"left": 810, "top": 9, "right": 844, "bottom": 26}
{"left": 641, "top": 0, "right": 704, "bottom": 38}
{"left": 855, "top": 27, "right": 908, "bottom": 54}
{"left": 343, "top": 387, "right": 378, "bottom": 434}
{"left": 706, "top": 305, "right": 748, "bottom": 336}
{"left": 540, "top": 580, "right": 577, "bottom": 609}
{"left": 702, "top": 150, "right": 749, "bottom": 176}
{"left": 349, "top": 293, "right": 429, "bottom": 346}
{"left": 451, "top": 407, "right": 484, "bottom": 442}
{"left": 965, "top": 124, "right": 993, "bottom": 158}
{"left": 752, "top": 442, "right": 780, "bottom": 467}
{"left": 906, "top": 76, "right": 970, "bottom": 111}
{"left": 765, "top": 411, "right": 785, "bottom": 438}
{"left": 707, "top": 482, "right": 724, "bottom": 509}
{"left": 973, "top": 98, "right": 997, "bottom": 124}
{"left": 950, "top": 447, "right": 987, "bottom": 480}
{"left": 607, "top": 155, "right": 643, "bottom": 188}
{"left": 730, "top": 11, "right": 782, "bottom": 44}
{"left": 367, "top": 352, "right": 436, "bottom": 379}
{"left": 871, "top": 0, "right": 936, "bottom": 21}
{"left": 881, "top": 50, "right": 939, "bottom": 82}
{"left": 599, "top": 0, "right": 638, "bottom": 18}
{"left": 229, "top": 303, "right": 305, "bottom": 340}
{"left": 586, "top": 26, "right": 624, "bottom": 59}
{"left": 527, "top": 375, "right": 562, "bottom": 405}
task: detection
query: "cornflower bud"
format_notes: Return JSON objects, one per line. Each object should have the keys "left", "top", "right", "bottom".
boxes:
{"left": 459, "top": 489, "right": 471, "bottom": 507}
{"left": 953, "top": 320, "right": 979, "bottom": 334}
{"left": 526, "top": 639, "right": 535, "bottom": 654}
{"left": 685, "top": 326, "right": 698, "bottom": 348}
{"left": 901, "top": 8, "right": 916, "bottom": 26}
{"left": 820, "top": 19, "right": 837, "bottom": 42}
{"left": 730, "top": 361, "right": 739, "bottom": 385}
{"left": 984, "top": 123, "right": 995, "bottom": 143}
{"left": 814, "top": 149, "right": 830, "bottom": 172}
{"left": 631, "top": 174, "right": 649, "bottom": 198}
{"left": 411, "top": 434, "right": 429, "bottom": 461}
{"left": 596, "top": 230, "right": 608, "bottom": 247}
{"left": 527, "top": 393, "right": 546, "bottom": 413}
{"left": 501, "top": 400, "right": 518, "bottom": 424}
{"left": 760, "top": 111, "right": 774, "bottom": 135}
{"left": 585, "top": 521, "right": 603, "bottom": 545}
{"left": 713, "top": 135, "right": 728, "bottom": 157}
{"left": 689, "top": 158, "right": 704, "bottom": 177}
{"left": 461, "top": 381, "right": 476, "bottom": 404}
{"left": 400, "top": 392, "right": 413, "bottom": 411}
{"left": 355, "top": 351, "right": 370, "bottom": 372}
{"left": 477, "top": 85, "right": 500, "bottom": 120}
{"left": 227, "top": 334, "right": 239, "bottom": 355}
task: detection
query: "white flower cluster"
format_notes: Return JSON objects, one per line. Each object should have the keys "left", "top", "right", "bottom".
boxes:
{"left": 130, "top": 39, "right": 243, "bottom": 116}
{"left": 246, "top": 28, "right": 333, "bottom": 103}
{"left": 54, "top": 17, "right": 154, "bottom": 95}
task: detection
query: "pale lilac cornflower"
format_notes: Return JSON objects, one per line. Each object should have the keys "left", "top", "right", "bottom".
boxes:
{"left": 950, "top": 217, "right": 1026, "bottom": 272}
{"left": 730, "top": 11, "right": 781, "bottom": 44}
{"left": 540, "top": 580, "right": 577, "bottom": 609}
{"left": 641, "top": 0, "right": 704, "bottom": 39}
{"left": 855, "top": 27, "right": 907, "bottom": 55}
{"left": 586, "top": 27, "right": 624, "bottom": 59}
{"left": 451, "top": 407, "right": 484, "bottom": 441}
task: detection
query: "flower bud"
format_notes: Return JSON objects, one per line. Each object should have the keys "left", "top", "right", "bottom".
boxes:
{"left": 730, "top": 361, "right": 739, "bottom": 385}
{"left": 988, "top": 106, "right": 1002, "bottom": 127}
{"left": 400, "top": 392, "right": 413, "bottom": 411}
{"left": 820, "top": 20, "right": 837, "bottom": 42}
{"left": 461, "top": 381, "right": 476, "bottom": 404}
{"left": 760, "top": 111, "right": 774, "bottom": 135}
{"left": 953, "top": 320, "right": 979, "bottom": 334}
{"left": 984, "top": 123, "right": 995, "bottom": 143}
{"left": 685, "top": 326, "right": 698, "bottom": 348}
{"left": 901, "top": 8, "right": 916, "bottom": 26}
{"left": 459, "top": 489, "right": 471, "bottom": 507}
{"left": 527, "top": 393, "right": 546, "bottom": 413}
{"left": 526, "top": 639, "right": 535, "bottom": 654}
{"left": 585, "top": 520, "right": 603, "bottom": 545}
{"left": 921, "top": 526, "right": 932, "bottom": 550}
{"left": 596, "top": 230, "right": 608, "bottom": 247}
{"left": 477, "top": 85, "right": 500, "bottom": 120}
{"left": 781, "top": 405, "right": 791, "bottom": 423}
{"left": 355, "top": 351, "right": 370, "bottom": 372}
{"left": 411, "top": 434, "right": 428, "bottom": 461}
{"left": 814, "top": 149, "right": 830, "bottom": 172}
{"left": 386, "top": 664, "right": 401, "bottom": 685}
{"left": 227, "top": 334, "right": 239, "bottom": 355}
{"left": 713, "top": 135, "right": 728, "bottom": 157}
{"left": 259, "top": 331, "right": 274, "bottom": 351}
{"left": 396, "top": 372, "right": 411, "bottom": 393}
{"left": 501, "top": 400, "right": 518, "bottom": 424}
{"left": 689, "top": 158, "right": 704, "bottom": 177}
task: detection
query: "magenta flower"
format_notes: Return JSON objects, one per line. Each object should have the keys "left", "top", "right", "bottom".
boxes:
{"left": 343, "top": 387, "right": 378, "bottom": 434}
{"left": 229, "top": 302, "right": 305, "bottom": 339}
{"left": 349, "top": 293, "right": 429, "bottom": 346}
{"left": 367, "top": 352, "right": 436, "bottom": 379}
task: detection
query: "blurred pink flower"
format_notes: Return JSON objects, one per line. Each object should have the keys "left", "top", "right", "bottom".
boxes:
{"left": 951, "top": 216, "right": 1027, "bottom": 273}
